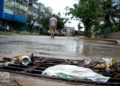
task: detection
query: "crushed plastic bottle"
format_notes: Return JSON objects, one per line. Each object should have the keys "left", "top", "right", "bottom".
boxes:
{"left": 14, "top": 55, "right": 31, "bottom": 66}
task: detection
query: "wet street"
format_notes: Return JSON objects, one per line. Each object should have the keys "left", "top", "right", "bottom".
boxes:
{"left": 0, "top": 35, "right": 120, "bottom": 60}
{"left": 0, "top": 35, "right": 120, "bottom": 86}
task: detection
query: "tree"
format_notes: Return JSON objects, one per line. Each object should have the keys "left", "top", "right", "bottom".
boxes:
{"left": 67, "top": 0, "right": 101, "bottom": 37}
{"left": 38, "top": 13, "right": 67, "bottom": 32}
{"left": 28, "top": 10, "right": 42, "bottom": 34}
{"left": 95, "top": 0, "right": 120, "bottom": 37}
{"left": 67, "top": 0, "right": 120, "bottom": 38}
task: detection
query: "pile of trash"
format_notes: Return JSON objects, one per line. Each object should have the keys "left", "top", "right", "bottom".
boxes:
{"left": 1, "top": 55, "right": 31, "bottom": 66}
{"left": 0, "top": 54, "right": 120, "bottom": 83}
{"left": 41, "top": 64, "right": 110, "bottom": 82}
{"left": 84, "top": 58, "right": 120, "bottom": 78}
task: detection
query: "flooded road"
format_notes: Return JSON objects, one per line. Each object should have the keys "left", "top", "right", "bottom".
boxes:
{"left": 0, "top": 35, "right": 120, "bottom": 60}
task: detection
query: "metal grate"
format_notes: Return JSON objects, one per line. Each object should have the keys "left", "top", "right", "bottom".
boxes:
{"left": 0, "top": 55, "right": 120, "bottom": 85}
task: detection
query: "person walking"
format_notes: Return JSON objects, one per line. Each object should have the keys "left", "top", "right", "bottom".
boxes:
{"left": 49, "top": 15, "right": 57, "bottom": 38}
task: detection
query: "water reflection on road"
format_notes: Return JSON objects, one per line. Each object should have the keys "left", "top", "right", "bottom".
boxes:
{"left": 0, "top": 36, "right": 120, "bottom": 60}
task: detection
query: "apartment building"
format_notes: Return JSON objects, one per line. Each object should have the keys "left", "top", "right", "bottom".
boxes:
{"left": 0, "top": 0, "right": 51, "bottom": 31}
{"left": 28, "top": 2, "right": 39, "bottom": 26}
{"left": 0, "top": 0, "right": 28, "bottom": 23}
{"left": 0, "top": 0, "right": 29, "bottom": 31}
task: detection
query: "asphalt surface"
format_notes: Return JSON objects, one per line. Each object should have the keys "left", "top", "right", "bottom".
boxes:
{"left": 0, "top": 35, "right": 120, "bottom": 86}
{"left": 0, "top": 35, "right": 120, "bottom": 60}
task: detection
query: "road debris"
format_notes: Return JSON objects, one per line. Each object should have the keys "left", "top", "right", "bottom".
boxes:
{"left": 15, "top": 55, "right": 31, "bottom": 66}
{"left": 41, "top": 64, "right": 110, "bottom": 82}
{"left": 0, "top": 54, "right": 120, "bottom": 85}
{"left": 14, "top": 79, "right": 23, "bottom": 86}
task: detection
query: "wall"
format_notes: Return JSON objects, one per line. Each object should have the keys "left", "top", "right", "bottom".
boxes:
{"left": 107, "top": 31, "right": 120, "bottom": 39}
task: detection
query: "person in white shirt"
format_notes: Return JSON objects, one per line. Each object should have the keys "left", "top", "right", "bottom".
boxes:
{"left": 49, "top": 15, "right": 57, "bottom": 38}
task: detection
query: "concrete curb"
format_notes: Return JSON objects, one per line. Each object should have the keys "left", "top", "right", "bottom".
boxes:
{"left": 79, "top": 37, "right": 120, "bottom": 45}
{"left": 116, "top": 40, "right": 120, "bottom": 45}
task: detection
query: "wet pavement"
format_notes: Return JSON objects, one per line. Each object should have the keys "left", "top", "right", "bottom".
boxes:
{"left": 0, "top": 35, "right": 120, "bottom": 86}
{"left": 0, "top": 35, "right": 120, "bottom": 60}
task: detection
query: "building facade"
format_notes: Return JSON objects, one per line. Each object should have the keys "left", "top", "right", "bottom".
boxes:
{"left": 28, "top": 2, "right": 39, "bottom": 26}
{"left": 0, "top": 0, "right": 51, "bottom": 32}
{"left": 0, "top": 0, "right": 29, "bottom": 31}
{"left": 0, "top": 0, "right": 28, "bottom": 23}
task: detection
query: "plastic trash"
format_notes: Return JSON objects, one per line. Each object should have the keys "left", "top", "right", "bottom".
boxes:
{"left": 102, "top": 58, "right": 116, "bottom": 70}
{"left": 17, "top": 56, "right": 31, "bottom": 66}
{"left": 41, "top": 65, "right": 110, "bottom": 82}
{"left": 13, "top": 55, "right": 31, "bottom": 66}
{"left": 1, "top": 55, "right": 31, "bottom": 66}
{"left": 84, "top": 58, "right": 92, "bottom": 65}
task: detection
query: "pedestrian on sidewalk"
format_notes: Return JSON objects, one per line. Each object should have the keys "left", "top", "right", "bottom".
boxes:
{"left": 49, "top": 14, "right": 57, "bottom": 38}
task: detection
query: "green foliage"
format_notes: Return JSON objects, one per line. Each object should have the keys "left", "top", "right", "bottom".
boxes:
{"left": 39, "top": 15, "right": 51, "bottom": 30}
{"left": 68, "top": 0, "right": 101, "bottom": 37}
{"left": 38, "top": 14, "right": 67, "bottom": 32}
{"left": 67, "top": 0, "right": 120, "bottom": 38}
{"left": 56, "top": 15, "right": 66, "bottom": 31}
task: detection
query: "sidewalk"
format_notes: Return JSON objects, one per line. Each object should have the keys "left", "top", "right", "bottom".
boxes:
{"left": 79, "top": 37, "right": 120, "bottom": 45}
{"left": 10, "top": 74, "right": 99, "bottom": 86}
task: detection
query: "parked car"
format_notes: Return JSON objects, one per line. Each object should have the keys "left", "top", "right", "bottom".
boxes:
{"left": 60, "top": 32, "right": 65, "bottom": 36}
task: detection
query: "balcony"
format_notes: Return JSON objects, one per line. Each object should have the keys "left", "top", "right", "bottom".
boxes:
{"left": 14, "top": 2, "right": 28, "bottom": 12}
{"left": 4, "top": 1, "right": 15, "bottom": 7}
{"left": 5, "top": 1, "right": 28, "bottom": 12}
{"left": 28, "top": 11, "right": 38, "bottom": 18}
{"left": 28, "top": 11, "right": 33, "bottom": 15}
{"left": 4, "top": 9, "right": 14, "bottom": 14}
{"left": 33, "top": 3, "right": 39, "bottom": 9}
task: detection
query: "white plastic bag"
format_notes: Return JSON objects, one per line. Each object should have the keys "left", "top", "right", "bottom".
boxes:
{"left": 41, "top": 65, "right": 110, "bottom": 82}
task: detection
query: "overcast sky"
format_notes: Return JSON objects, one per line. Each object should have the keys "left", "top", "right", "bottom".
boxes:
{"left": 38, "top": 0, "right": 78, "bottom": 14}
{"left": 37, "top": 0, "right": 82, "bottom": 30}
